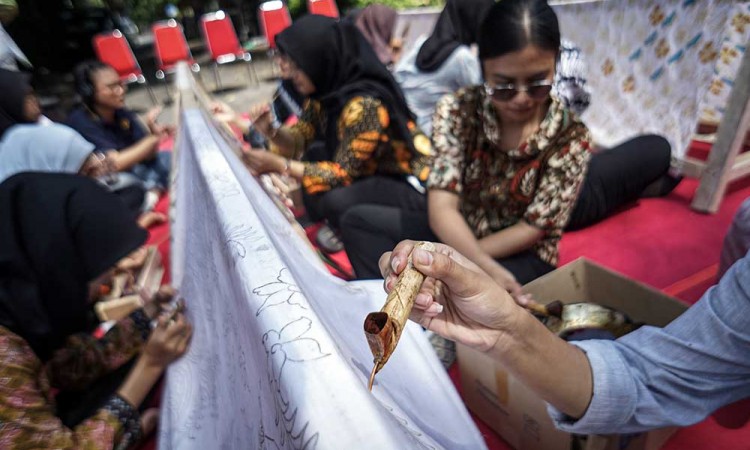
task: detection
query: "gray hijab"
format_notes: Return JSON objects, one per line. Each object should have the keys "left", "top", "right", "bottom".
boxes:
{"left": 0, "top": 123, "right": 94, "bottom": 183}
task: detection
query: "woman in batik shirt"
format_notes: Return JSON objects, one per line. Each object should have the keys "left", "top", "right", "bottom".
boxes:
{"left": 0, "top": 173, "right": 191, "bottom": 449}
{"left": 242, "top": 15, "right": 432, "bottom": 234}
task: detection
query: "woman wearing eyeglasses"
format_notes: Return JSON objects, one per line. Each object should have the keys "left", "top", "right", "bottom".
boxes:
{"left": 340, "top": 0, "right": 674, "bottom": 290}
{"left": 424, "top": 0, "right": 586, "bottom": 288}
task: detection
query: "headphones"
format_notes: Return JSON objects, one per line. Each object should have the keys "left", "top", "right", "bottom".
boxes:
{"left": 74, "top": 61, "right": 108, "bottom": 105}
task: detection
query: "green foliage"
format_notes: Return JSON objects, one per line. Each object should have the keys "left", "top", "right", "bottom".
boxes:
{"left": 128, "top": 0, "right": 169, "bottom": 27}
{"left": 288, "top": 0, "right": 444, "bottom": 18}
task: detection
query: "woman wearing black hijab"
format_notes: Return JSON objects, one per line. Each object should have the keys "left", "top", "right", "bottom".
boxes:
{"left": 243, "top": 15, "right": 433, "bottom": 236}
{"left": 0, "top": 68, "right": 40, "bottom": 138}
{"left": 0, "top": 173, "right": 192, "bottom": 449}
{"left": 394, "top": 0, "right": 494, "bottom": 135}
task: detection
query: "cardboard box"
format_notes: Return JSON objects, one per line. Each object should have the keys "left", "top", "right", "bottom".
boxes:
{"left": 457, "top": 258, "right": 688, "bottom": 450}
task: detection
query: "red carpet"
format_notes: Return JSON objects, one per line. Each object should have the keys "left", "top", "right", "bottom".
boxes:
{"left": 559, "top": 176, "right": 750, "bottom": 304}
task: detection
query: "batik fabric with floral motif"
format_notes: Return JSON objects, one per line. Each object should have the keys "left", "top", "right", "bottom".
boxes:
{"left": 271, "top": 96, "right": 433, "bottom": 195}
{"left": 0, "top": 310, "right": 151, "bottom": 449}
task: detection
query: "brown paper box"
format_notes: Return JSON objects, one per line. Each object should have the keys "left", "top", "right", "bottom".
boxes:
{"left": 457, "top": 258, "right": 687, "bottom": 450}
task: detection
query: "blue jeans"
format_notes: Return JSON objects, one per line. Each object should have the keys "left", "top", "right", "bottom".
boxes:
{"left": 130, "top": 152, "right": 172, "bottom": 190}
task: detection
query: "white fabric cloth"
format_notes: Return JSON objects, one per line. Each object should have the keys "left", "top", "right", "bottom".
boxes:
{"left": 158, "top": 105, "right": 486, "bottom": 449}
{"left": 0, "top": 22, "right": 30, "bottom": 71}
{"left": 552, "top": 0, "right": 745, "bottom": 158}
{"left": 394, "top": 36, "right": 481, "bottom": 136}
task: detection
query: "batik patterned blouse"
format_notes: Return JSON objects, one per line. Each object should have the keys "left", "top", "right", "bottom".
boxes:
{"left": 428, "top": 86, "right": 592, "bottom": 266}
{"left": 0, "top": 310, "right": 151, "bottom": 450}
{"left": 272, "top": 96, "right": 433, "bottom": 195}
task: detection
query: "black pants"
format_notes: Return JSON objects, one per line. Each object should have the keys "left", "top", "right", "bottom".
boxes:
{"left": 340, "top": 135, "right": 671, "bottom": 280}
{"left": 303, "top": 175, "right": 426, "bottom": 229}
{"left": 566, "top": 134, "right": 671, "bottom": 230}
{"left": 340, "top": 205, "right": 555, "bottom": 281}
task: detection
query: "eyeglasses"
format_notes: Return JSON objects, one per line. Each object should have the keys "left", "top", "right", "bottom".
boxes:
{"left": 100, "top": 81, "right": 127, "bottom": 93}
{"left": 484, "top": 80, "right": 554, "bottom": 102}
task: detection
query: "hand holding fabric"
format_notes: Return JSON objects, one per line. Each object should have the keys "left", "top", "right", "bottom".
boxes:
{"left": 247, "top": 103, "right": 274, "bottom": 137}
{"left": 142, "top": 311, "right": 192, "bottom": 368}
{"left": 145, "top": 106, "right": 174, "bottom": 138}
{"left": 241, "top": 148, "right": 286, "bottom": 176}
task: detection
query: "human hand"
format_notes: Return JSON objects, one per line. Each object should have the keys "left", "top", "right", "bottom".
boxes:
{"left": 103, "top": 150, "right": 120, "bottom": 174}
{"left": 248, "top": 103, "right": 274, "bottom": 137}
{"left": 116, "top": 246, "right": 149, "bottom": 273}
{"left": 141, "top": 285, "right": 177, "bottom": 320}
{"left": 211, "top": 100, "right": 239, "bottom": 124}
{"left": 136, "top": 211, "right": 167, "bottom": 229}
{"left": 242, "top": 148, "right": 286, "bottom": 175}
{"left": 379, "top": 241, "right": 519, "bottom": 352}
{"left": 487, "top": 265, "right": 534, "bottom": 306}
{"left": 142, "top": 309, "right": 192, "bottom": 368}
{"left": 146, "top": 106, "right": 173, "bottom": 138}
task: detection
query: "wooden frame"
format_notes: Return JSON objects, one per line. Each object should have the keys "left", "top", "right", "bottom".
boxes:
{"left": 683, "top": 47, "right": 750, "bottom": 213}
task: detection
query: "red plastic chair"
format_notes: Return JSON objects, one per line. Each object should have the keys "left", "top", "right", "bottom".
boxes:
{"left": 152, "top": 19, "right": 200, "bottom": 80}
{"left": 200, "top": 11, "right": 258, "bottom": 89}
{"left": 258, "top": 1, "right": 292, "bottom": 50}
{"left": 92, "top": 30, "right": 157, "bottom": 103}
{"left": 308, "top": 0, "right": 339, "bottom": 19}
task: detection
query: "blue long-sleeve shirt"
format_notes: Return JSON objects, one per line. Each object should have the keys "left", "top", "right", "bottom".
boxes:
{"left": 549, "top": 250, "right": 750, "bottom": 434}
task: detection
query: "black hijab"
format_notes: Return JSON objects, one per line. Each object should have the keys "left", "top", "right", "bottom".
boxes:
{"left": 276, "top": 15, "right": 418, "bottom": 158}
{"left": 0, "top": 173, "right": 147, "bottom": 361}
{"left": 0, "top": 69, "right": 34, "bottom": 139}
{"left": 415, "top": 0, "right": 494, "bottom": 72}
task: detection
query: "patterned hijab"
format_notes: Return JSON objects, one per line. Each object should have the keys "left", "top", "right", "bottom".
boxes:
{"left": 0, "top": 173, "right": 146, "bottom": 360}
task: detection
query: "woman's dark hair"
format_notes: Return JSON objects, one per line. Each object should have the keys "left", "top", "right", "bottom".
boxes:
{"left": 73, "top": 60, "right": 113, "bottom": 106}
{"left": 478, "top": 0, "right": 560, "bottom": 61}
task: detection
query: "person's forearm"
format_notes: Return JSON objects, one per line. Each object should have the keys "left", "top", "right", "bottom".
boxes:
{"left": 111, "top": 135, "right": 160, "bottom": 171}
{"left": 116, "top": 356, "right": 164, "bottom": 408}
{"left": 287, "top": 159, "right": 305, "bottom": 180}
{"left": 477, "top": 221, "right": 545, "bottom": 259}
{"left": 491, "top": 306, "right": 594, "bottom": 418}
{"left": 430, "top": 208, "right": 507, "bottom": 277}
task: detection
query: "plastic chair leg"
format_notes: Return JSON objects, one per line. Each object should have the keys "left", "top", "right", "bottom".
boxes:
{"left": 162, "top": 77, "right": 172, "bottom": 99}
{"left": 145, "top": 82, "right": 158, "bottom": 105}
{"left": 212, "top": 63, "right": 222, "bottom": 90}
{"left": 245, "top": 62, "right": 259, "bottom": 85}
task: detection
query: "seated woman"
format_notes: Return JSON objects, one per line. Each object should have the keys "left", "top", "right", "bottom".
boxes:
{"left": 342, "top": 0, "right": 675, "bottom": 286}
{"left": 0, "top": 123, "right": 164, "bottom": 226}
{"left": 0, "top": 67, "right": 41, "bottom": 138}
{"left": 67, "top": 61, "right": 172, "bottom": 196}
{"left": 393, "top": 0, "right": 494, "bottom": 136}
{"left": 242, "top": 15, "right": 433, "bottom": 237}
{"left": 0, "top": 172, "right": 191, "bottom": 449}
{"left": 349, "top": 4, "right": 401, "bottom": 69}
